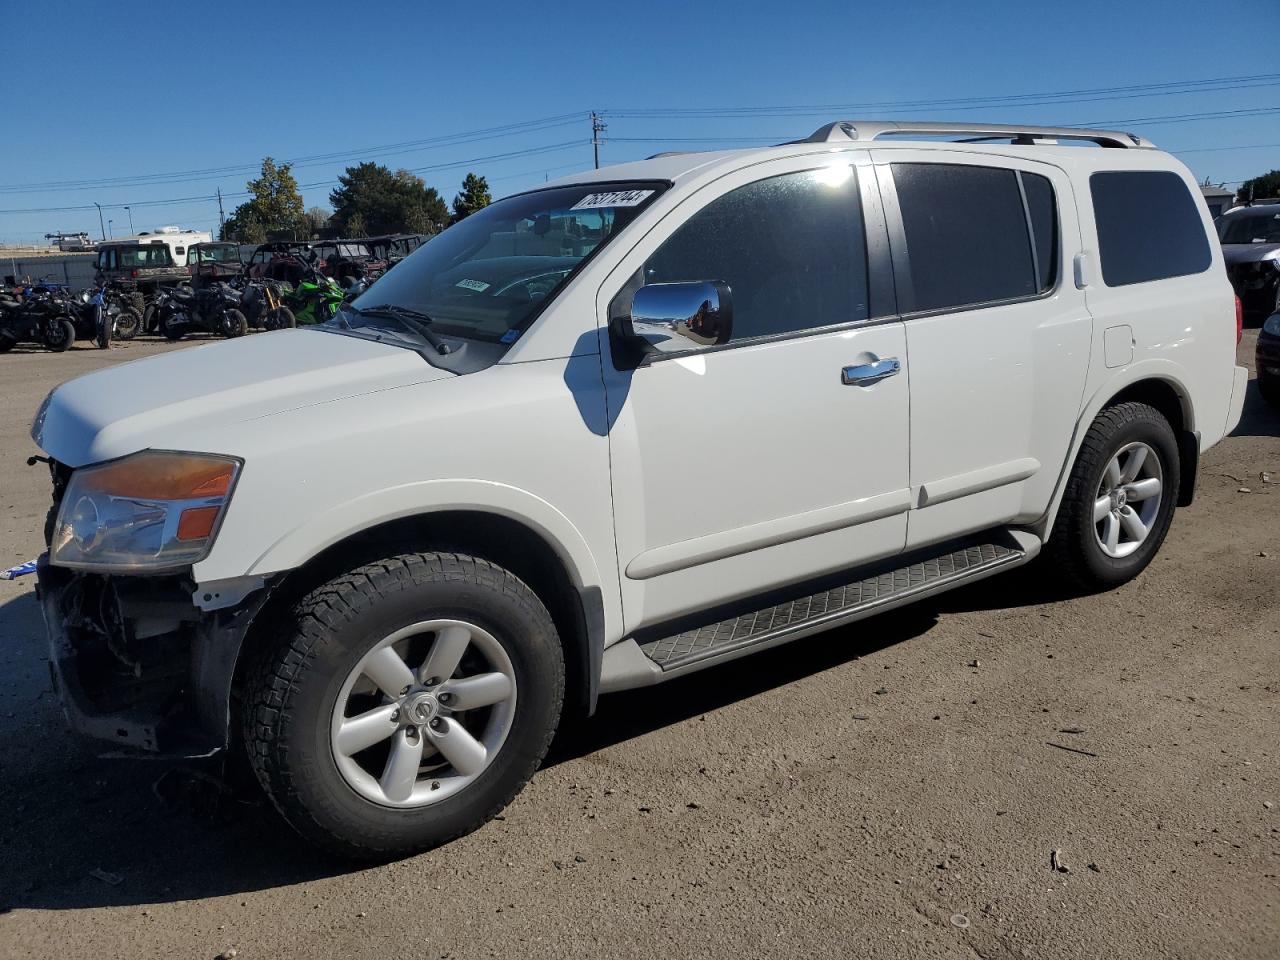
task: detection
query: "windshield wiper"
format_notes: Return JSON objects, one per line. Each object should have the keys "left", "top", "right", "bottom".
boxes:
{"left": 347, "top": 303, "right": 452, "bottom": 355}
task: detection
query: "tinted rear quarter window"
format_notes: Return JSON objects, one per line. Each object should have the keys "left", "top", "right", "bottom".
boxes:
{"left": 893, "top": 163, "right": 1038, "bottom": 312}
{"left": 1022, "top": 172, "right": 1058, "bottom": 292}
{"left": 1090, "top": 171, "right": 1211, "bottom": 286}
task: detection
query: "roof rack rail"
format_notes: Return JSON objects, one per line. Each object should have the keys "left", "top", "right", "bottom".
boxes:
{"left": 801, "top": 120, "right": 1155, "bottom": 150}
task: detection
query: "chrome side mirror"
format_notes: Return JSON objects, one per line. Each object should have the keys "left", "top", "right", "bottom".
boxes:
{"left": 624, "top": 281, "right": 733, "bottom": 355}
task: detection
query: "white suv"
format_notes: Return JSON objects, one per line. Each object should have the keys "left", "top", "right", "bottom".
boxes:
{"left": 31, "top": 120, "right": 1248, "bottom": 859}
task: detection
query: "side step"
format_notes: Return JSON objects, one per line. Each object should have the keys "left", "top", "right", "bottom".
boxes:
{"left": 599, "top": 531, "right": 1039, "bottom": 693}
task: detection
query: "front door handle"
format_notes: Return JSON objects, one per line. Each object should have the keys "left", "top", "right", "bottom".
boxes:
{"left": 842, "top": 357, "right": 901, "bottom": 386}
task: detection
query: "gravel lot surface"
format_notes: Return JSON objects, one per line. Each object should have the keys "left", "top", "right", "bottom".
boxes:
{"left": 0, "top": 332, "right": 1277, "bottom": 960}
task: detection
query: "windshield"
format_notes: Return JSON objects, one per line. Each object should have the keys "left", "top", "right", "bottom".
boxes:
{"left": 1219, "top": 209, "right": 1280, "bottom": 244}
{"left": 189, "top": 244, "right": 240, "bottom": 264}
{"left": 118, "top": 245, "right": 173, "bottom": 268}
{"left": 329, "top": 182, "right": 663, "bottom": 343}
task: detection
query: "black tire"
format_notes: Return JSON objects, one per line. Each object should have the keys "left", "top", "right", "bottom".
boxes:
{"left": 161, "top": 313, "right": 186, "bottom": 341}
{"left": 94, "top": 307, "right": 111, "bottom": 349}
{"left": 1260, "top": 372, "right": 1280, "bottom": 410}
{"left": 44, "top": 319, "right": 76, "bottom": 352}
{"left": 115, "top": 307, "right": 141, "bottom": 340}
{"left": 0, "top": 332, "right": 15, "bottom": 353}
{"left": 143, "top": 303, "right": 159, "bottom": 334}
{"left": 221, "top": 308, "right": 249, "bottom": 338}
{"left": 129, "top": 291, "right": 146, "bottom": 320}
{"left": 1046, "top": 401, "right": 1180, "bottom": 590}
{"left": 242, "top": 552, "right": 565, "bottom": 861}
{"left": 267, "top": 306, "right": 296, "bottom": 330}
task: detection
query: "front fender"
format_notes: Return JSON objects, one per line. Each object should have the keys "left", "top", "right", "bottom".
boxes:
{"left": 203, "top": 478, "right": 607, "bottom": 599}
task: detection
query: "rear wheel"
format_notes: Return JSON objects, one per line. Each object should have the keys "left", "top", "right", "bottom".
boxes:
{"left": 1047, "top": 401, "right": 1179, "bottom": 590}
{"left": 242, "top": 552, "right": 564, "bottom": 861}
{"left": 0, "top": 331, "right": 15, "bottom": 353}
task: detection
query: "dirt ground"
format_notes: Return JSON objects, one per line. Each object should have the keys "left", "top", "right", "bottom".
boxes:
{"left": 0, "top": 332, "right": 1276, "bottom": 960}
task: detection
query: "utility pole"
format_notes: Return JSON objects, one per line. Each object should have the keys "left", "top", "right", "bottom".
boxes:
{"left": 216, "top": 188, "right": 225, "bottom": 233}
{"left": 124, "top": 205, "right": 134, "bottom": 235}
{"left": 93, "top": 202, "right": 105, "bottom": 241}
{"left": 591, "top": 111, "right": 607, "bottom": 169}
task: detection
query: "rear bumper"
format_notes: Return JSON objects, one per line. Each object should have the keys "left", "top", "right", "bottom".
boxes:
{"left": 1226, "top": 365, "right": 1249, "bottom": 436}
{"left": 37, "top": 558, "right": 268, "bottom": 758}
{"left": 1257, "top": 333, "right": 1280, "bottom": 380}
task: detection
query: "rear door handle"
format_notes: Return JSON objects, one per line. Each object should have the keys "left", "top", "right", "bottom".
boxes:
{"left": 842, "top": 357, "right": 901, "bottom": 386}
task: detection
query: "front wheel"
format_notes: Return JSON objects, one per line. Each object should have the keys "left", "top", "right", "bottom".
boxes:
{"left": 265, "top": 306, "right": 296, "bottom": 330}
{"left": 160, "top": 312, "right": 186, "bottom": 341}
{"left": 44, "top": 319, "right": 76, "bottom": 352}
{"left": 94, "top": 306, "right": 111, "bottom": 349}
{"left": 242, "top": 552, "right": 565, "bottom": 861}
{"left": 221, "top": 308, "right": 248, "bottom": 338}
{"left": 1046, "top": 401, "right": 1179, "bottom": 590}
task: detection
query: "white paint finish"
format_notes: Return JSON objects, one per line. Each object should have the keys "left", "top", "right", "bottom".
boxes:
{"left": 874, "top": 150, "right": 1094, "bottom": 549}
{"left": 603, "top": 323, "right": 910, "bottom": 627}
{"left": 917, "top": 457, "right": 1040, "bottom": 508}
{"left": 35, "top": 330, "right": 443, "bottom": 467}
{"left": 1104, "top": 325, "right": 1134, "bottom": 368}
{"left": 1225, "top": 365, "right": 1248, "bottom": 436}
{"left": 626, "top": 487, "right": 912, "bottom": 580}
{"left": 32, "top": 131, "right": 1249, "bottom": 663}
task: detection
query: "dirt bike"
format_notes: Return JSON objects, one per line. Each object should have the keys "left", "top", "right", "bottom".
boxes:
{"left": 79, "top": 282, "right": 141, "bottom": 345}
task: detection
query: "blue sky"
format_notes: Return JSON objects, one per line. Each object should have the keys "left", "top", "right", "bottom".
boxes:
{"left": 2, "top": 0, "right": 1277, "bottom": 244}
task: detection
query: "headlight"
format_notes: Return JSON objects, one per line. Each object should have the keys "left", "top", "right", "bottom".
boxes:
{"left": 1264, "top": 313, "right": 1280, "bottom": 337}
{"left": 50, "top": 451, "right": 241, "bottom": 571}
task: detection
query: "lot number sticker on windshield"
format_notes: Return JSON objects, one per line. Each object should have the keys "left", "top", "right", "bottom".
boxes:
{"left": 570, "top": 190, "right": 654, "bottom": 210}
{"left": 455, "top": 278, "right": 490, "bottom": 292}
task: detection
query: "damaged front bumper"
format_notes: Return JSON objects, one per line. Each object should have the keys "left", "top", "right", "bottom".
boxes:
{"left": 36, "top": 557, "right": 270, "bottom": 758}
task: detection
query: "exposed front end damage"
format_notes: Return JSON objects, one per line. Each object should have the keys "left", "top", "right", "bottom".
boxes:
{"left": 37, "top": 560, "right": 269, "bottom": 757}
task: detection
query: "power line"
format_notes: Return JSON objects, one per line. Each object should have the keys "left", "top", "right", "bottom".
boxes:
{"left": 605, "top": 74, "right": 1280, "bottom": 119}
{"left": 0, "top": 113, "right": 585, "bottom": 195}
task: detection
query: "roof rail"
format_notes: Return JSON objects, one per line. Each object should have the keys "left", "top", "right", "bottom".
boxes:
{"left": 802, "top": 120, "right": 1155, "bottom": 150}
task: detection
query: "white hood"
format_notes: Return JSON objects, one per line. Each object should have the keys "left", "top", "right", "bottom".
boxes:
{"left": 33, "top": 329, "right": 451, "bottom": 467}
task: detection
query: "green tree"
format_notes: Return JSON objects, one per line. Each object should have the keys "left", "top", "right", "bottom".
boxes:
{"left": 1236, "top": 170, "right": 1280, "bottom": 203}
{"left": 221, "top": 157, "right": 305, "bottom": 242}
{"left": 452, "top": 172, "right": 492, "bottom": 221}
{"left": 303, "top": 206, "right": 332, "bottom": 237}
{"left": 328, "top": 163, "right": 448, "bottom": 236}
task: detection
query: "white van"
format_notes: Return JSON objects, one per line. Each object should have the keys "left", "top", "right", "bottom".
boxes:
{"left": 30, "top": 120, "right": 1247, "bottom": 859}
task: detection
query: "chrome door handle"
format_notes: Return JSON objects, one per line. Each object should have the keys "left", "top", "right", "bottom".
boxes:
{"left": 841, "top": 357, "right": 901, "bottom": 386}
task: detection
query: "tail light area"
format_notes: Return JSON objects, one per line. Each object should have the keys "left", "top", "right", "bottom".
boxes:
{"left": 1235, "top": 295, "right": 1243, "bottom": 345}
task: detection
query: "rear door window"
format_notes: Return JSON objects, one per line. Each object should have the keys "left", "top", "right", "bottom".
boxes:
{"left": 892, "top": 163, "right": 1039, "bottom": 312}
{"left": 1090, "top": 171, "right": 1212, "bottom": 286}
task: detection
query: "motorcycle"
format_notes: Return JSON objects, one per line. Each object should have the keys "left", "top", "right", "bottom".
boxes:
{"left": 0, "top": 287, "right": 78, "bottom": 352}
{"left": 79, "top": 281, "right": 141, "bottom": 345}
{"left": 286, "top": 267, "right": 344, "bottom": 325}
{"left": 239, "top": 279, "right": 296, "bottom": 331}
{"left": 154, "top": 283, "right": 248, "bottom": 341}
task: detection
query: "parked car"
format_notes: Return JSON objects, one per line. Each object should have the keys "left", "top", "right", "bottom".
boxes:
{"left": 1217, "top": 201, "right": 1280, "bottom": 322}
{"left": 1258, "top": 311, "right": 1280, "bottom": 408}
{"left": 29, "top": 120, "right": 1246, "bottom": 860}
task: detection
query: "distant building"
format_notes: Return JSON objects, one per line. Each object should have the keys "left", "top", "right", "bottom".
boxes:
{"left": 1200, "top": 183, "right": 1235, "bottom": 220}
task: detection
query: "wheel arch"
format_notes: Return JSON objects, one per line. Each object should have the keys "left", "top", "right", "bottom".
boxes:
{"left": 227, "top": 493, "right": 610, "bottom": 735}
{"left": 1036, "top": 365, "right": 1199, "bottom": 539}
